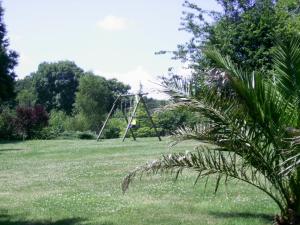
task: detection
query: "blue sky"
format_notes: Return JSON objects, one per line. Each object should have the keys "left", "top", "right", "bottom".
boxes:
{"left": 3, "top": 0, "right": 220, "bottom": 98}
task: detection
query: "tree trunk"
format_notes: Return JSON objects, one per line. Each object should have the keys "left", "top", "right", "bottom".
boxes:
{"left": 275, "top": 209, "right": 300, "bottom": 225}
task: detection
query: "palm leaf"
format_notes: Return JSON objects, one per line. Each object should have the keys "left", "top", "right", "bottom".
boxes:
{"left": 122, "top": 146, "right": 285, "bottom": 212}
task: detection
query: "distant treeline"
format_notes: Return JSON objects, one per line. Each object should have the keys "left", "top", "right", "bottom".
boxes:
{"left": 1, "top": 60, "right": 200, "bottom": 140}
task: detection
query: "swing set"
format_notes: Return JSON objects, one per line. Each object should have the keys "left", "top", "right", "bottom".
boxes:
{"left": 96, "top": 92, "right": 161, "bottom": 142}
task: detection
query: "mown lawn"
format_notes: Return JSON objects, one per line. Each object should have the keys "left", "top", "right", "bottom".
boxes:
{"left": 0, "top": 137, "right": 277, "bottom": 225}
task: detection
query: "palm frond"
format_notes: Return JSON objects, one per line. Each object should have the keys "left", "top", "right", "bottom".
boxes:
{"left": 273, "top": 37, "right": 300, "bottom": 102}
{"left": 279, "top": 136, "right": 300, "bottom": 176}
{"left": 205, "top": 48, "right": 299, "bottom": 149}
{"left": 122, "top": 146, "right": 285, "bottom": 211}
{"left": 170, "top": 123, "right": 216, "bottom": 146}
{"left": 123, "top": 39, "right": 300, "bottom": 223}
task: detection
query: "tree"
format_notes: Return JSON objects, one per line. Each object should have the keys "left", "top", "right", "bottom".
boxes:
{"left": 106, "top": 78, "right": 130, "bottom": 110}
{"left": 156, "top": 109, "right": 199, "bottom": 135}
{"left": 74, "top": 73, "right": 111, "bottom": 131}
{"left": 123, "top": 39, "right": 300, "bottom": 225}
{"left": 107, "top": 78, "right": 130, "bottom": 96}
{"left": 32, "top": 61, "right": 84, "bottom": 114}
{"left": 174, "top": 0, "right": 300, "bottom": 73}
{"left": 74, "top": 73, "right": 131, "bottom": 131}
{"left": 0, "top": 1, "right": 18, "bottom": 103}
{"left": 15, "top": 76, "right": 36, "bottom": 106}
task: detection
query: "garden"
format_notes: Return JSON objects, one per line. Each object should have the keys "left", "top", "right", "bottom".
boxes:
{"left": 1, "top": 0, "right": 300, "bottom": 224}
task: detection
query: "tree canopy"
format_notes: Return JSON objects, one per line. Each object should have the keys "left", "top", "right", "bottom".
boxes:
{"left": 175, "top": 0, "right": 300, "bottom": 73}
{"left": 74, "top": 73, "right": 130, "bottom": 131}
{"left": 31, "top": 61, "right": 84, "bottom": 114}
{"left": 0, "top": 1, "right": 18, "bottom": 103}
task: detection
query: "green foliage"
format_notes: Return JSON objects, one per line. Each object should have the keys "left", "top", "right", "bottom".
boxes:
{"left": 15, "top": 76, "right": 36, "bottom": 106}
{"left": 124, "top": 39, "right": 300, "bottom": 225}
{"left": 128, "top": 107, "right": 161, "bottom": 138}
{"left": 35, "top": 126, "right": 60, "bottom": 140}
{"left": 74, "top": 73, "right": 130, "bottom": 132}
{"left": 77, "top": 131, "right": 95, "bottom": 139}
{"left": 0, "top": 2, "right": 18, "bottom": 103}
{"left": 32, "top": 61, "right": 84, "bottom": 114}
{"left": 36, "top": 110, "right": 92, "bottom": 139}
{"left": 47, "top": 110, "right": 70, "bottom": 136}
{"left": 107, "top": 78, "right": 130, "bottom": 97}
{"left": 74, "top": 73, "right": 111, "bottom": 131}
{"left": 16, "top": 89, "right": 36, "bottom": 106}
{"left": 63, "top": 113, "right": 91, "bottom": 132}
{"left": 14, "top": 64, "right": 130, "bottom": 135}
{"left": 103, "top": 117, "right": 126, "bottom": 139}
{"left": 156, "top": 109, "right": 200, "bottom": 135}
{"left": 135, "top": 127, "right": 163, "bottom": 138}
{"left": 176, "top": 0, "right": 300, "bottom": 73}
{"left": 0, "top": 107, "right": 15, "bottom": 139}
{"left": 103, "top": 126, "right": 121, "bottom": 139}
{"left": 54, "top": 130, "right": 95, "bottom": 140}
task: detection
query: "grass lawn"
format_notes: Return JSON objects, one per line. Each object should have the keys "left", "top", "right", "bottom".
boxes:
{"left": 0, "top": 137, "right": 277, "bottom": 225}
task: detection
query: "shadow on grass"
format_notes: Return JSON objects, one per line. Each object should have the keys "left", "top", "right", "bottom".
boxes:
{"left": 0, "top": 214, "right": 85, "bottom": 225}
{"left": 0, "top": 140, "right": 23, "bottom": 145}
{"left": 209, "top": 211, "right": 274, "bottom": 222}
{"left": 0, "top": 148, "right": 26, "bottom": 152}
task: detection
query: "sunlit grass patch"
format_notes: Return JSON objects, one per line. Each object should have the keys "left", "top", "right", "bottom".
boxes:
{"left": 0, "top": 138, "right": 277, "bottom": 225}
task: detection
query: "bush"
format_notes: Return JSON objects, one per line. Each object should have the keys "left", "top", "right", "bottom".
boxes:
{"left": 77, "top": 131, "right": 95, "bottom": 139}
{"left": 49, "top": 110, "right": 69, "bottom": 134}
{"left": 35, "top": 126, "right": 59, "bottom": 140}
{"left": 55, "top": 130, "right": 95, "bottom": 140}
{"left": 63, "top": 113, "right": 91, "bottom": 132}
{"left": 135, "top": 127, "right": 163, "bottom": 138}
{"left": 102, "top": 117, "right": 126, "bottom": 139}
{"left": 103, "top": 127, "right": 121, "bottom": 139}
{"left": 156, "top": 109, "right": 201, "bottom": 135}
{"left": 14, "top": 105, "right": 49, "bottom": 139}
{"left": 0, "top": 107, "right": 16, "bottom": 140}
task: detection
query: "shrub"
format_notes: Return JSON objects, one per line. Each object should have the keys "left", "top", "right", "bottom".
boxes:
{"left": 102, "top": 117, "right": 126, "bottom": 139}
{"left": 14, "top": 105, "right": 49, "bottom": 139}
{"left": 135, "top": 127, "right": 163, "bottom": 138}
{"left": 36, "top": 126, "right": 59, "bottom": 140}
{"left": 55, "top": 130, "right": 95, "bottom": 140}
{"left": 155, "top": 109, "right": 201, "bottom": 135}
{"left": 0, "top": 107, "right": 15, "bottom": 140}
{"left": 49, "top": 110, "right": 69, "bottom": 134}
{"left": 77, "top": 131, "right": 95, "bottom": 139}
{"left": 63, "top": 113, "right": 91, "bottom": 132}
{"left": 103, "top": 127, "right": 121, "bottom": 139}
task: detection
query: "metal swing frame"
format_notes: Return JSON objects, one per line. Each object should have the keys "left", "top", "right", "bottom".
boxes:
{"left": 96, "top": 93, "right": 161, "bottom": 142}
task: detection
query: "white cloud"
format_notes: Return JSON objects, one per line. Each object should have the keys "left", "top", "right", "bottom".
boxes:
{"left": 95, "top": 66, "right": 168, "bottom": 99}
{"left": 97, "top": 15, "right": 130, "bottom": 31}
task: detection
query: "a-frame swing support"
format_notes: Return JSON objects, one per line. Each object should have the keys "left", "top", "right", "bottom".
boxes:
{"left": 96, "top": 93, "right": 161, "bottom": 142}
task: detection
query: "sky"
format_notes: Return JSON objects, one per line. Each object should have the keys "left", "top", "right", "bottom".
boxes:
{"left": 3, "top": 0, "right": 221, "bottom": 99}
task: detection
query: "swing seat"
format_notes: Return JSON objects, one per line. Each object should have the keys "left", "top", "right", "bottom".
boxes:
{"left": 129, "top": 119, "right": 137, "bottom": 128}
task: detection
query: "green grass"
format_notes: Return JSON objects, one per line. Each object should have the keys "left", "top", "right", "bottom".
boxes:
{"left": 0, "top": 137, "right": 277, "bottom": 225}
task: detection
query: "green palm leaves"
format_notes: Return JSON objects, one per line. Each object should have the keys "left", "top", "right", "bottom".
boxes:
{"left": 123, "top": 38, "right": 300, "bottom": 224}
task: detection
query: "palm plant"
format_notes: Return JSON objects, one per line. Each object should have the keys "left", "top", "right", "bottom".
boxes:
{"left": 122, "top": 39, "right": 300, "bottom": 225}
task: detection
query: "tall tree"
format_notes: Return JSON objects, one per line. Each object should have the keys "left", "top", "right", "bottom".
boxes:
{"left": 15, "top": 76, "right": 36, "bottom": 106}
{"left": 174, "top": 0, "right": 300, "bottom": 73}
{"left": 74, "top": 73, "right": 131, "bottom": 131}
{"left": 74, "top": 73, "right": 111, "bottom": 131}
{"left": 32, "top": 61, "right": 84, "bottom": 114}
{"left": 0, "top": 1, "right": 18, "bottom": 103}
